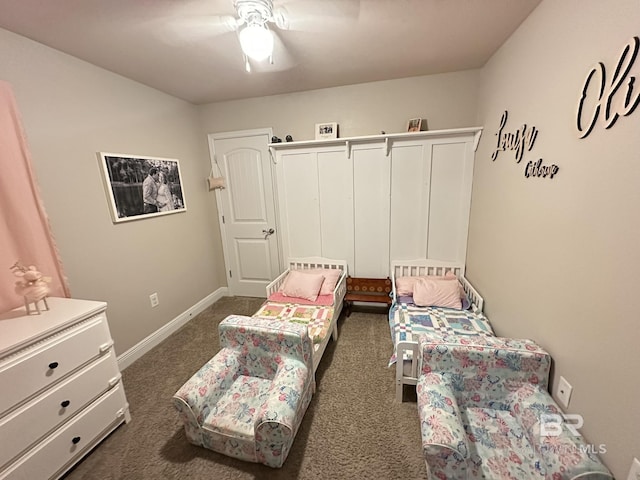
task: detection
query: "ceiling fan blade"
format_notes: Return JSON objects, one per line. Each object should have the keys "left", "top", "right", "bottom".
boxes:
{"left": 274, "top": 0, "right": 360, "bottom": 32}
{"left": 250, "top": 30, "right": 296, "bottom": 72}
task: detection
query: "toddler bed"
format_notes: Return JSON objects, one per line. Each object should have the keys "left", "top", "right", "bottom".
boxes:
{"left": 389, "top": 259, "right": 494, "bottom": 401}
{"left": 254, "top": 257, "right": 347, "bottom": 373}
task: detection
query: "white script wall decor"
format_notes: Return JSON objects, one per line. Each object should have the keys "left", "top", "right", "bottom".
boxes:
{"left": 492, "top": 110, "right": 559, "bottom": 179}
{"left": 577, "top": 36, "right": 640, "bottom": 139}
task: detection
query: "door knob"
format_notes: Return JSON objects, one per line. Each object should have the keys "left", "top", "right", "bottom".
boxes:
{"left": 262, "top": 228, "right": 275, "bottom": 239}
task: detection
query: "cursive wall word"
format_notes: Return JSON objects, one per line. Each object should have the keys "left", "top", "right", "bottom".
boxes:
{"left": 525, "top": 159, "right": 559, "bottom": 179}
{"left": 577, "top": 36, "right": 640, "bottom": 138}
{"left": 491, "top": 110, "right": 558, "bottom": 179}
{"left": 492, "top": 110, "right": 539, "bottom": 162}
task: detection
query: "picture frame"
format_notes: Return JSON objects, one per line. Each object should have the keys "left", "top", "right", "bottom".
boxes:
{"left": 407, "top": 118, "right": 422, "bottom": 132}
{"left": 315, "top": 122, "right": 338, "bottom": 140}
{"left": 98, "top": 152, "right": 187, "bottom": 223}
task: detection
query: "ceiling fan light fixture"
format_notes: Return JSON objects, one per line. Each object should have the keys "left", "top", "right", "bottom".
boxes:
{"left": 238, "top": 23, "right": 274, "bottom": 61}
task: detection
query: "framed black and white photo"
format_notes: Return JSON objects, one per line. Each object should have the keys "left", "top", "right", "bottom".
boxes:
{"left": 315, "top": 122, "right": 338, "bottom": 140}
{"left": 98, "top": 152, "right": 187, "bottom": 223}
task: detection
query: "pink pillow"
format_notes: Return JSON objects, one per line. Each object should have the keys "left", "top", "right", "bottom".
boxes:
{"left": 280, "top": 268, "right": 342, "bottom": 296}
{"left": 281, "top": 270, "right": 325, "bottom": 302}
{"left": 413, "top": 277, "right": 462, "bottom": 309}
{"left": 395, "top": 271, "right": 457, "bottom": 296}
{"left": 395, "top": 276, "right": 419, "bottom": 296}
{"left": 305, "top": 268, "right": 342, "bottom": 295}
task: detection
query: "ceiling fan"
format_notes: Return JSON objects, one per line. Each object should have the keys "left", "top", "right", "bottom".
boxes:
{"left": 233, "top": 0, "right": 285, "bottom": 71}
{"left": 168, "top": 0, "right": 360, "bottom": 73}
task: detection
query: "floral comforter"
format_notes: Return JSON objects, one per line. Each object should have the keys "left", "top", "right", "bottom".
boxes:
{"left": 388, "top": 302, "right": 494, "bottom": 366}
{"left": 253, "top": 301, "right": 334, "bottom": 345}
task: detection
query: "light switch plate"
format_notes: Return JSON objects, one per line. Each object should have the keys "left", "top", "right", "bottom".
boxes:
{"left": 557, "top": 376, "right": 573, "bottom": 409}
{"left": 149, "top": 292, "right": 159, "bottom": 308}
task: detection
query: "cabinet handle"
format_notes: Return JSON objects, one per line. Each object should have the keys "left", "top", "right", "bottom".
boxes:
{"left": 72, "top": 436, "right": 81, "bottom": 445}
{"left": 99, "top": 340, "right": 114, "bottom": 354}
{"left": 108, "top": 374, "right": 122, "bottom": 388}
{"left": 61, "top": 400, "right": 70, "bottom": 408}
{"left": 48, "top": 362, "right": 59, "bottom": 369}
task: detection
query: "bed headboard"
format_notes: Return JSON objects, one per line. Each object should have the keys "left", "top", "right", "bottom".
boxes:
{"left": 390, "top": 259, "right": 484, "bottom": 312}
{"left": 267, "top": 257, "right": 348, "bottom": 298}
{"left": 391, "top": 259, "right": 465, "bottom": 278}
{"left": 288, "top": 257, "right": 348, "bottom": 272}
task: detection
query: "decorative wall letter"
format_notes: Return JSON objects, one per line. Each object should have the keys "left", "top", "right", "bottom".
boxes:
{"left": 577, "top": 36, "right": 640, "bottom": 138}
{"left": 492, "top": 110, "right": 558, "bottom": 179}
{"left": 492, "top": 111, "right": 539, "bottom": 163}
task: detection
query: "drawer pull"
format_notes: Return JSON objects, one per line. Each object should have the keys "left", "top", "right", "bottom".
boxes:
{"left": 61, "top": 400, "right": 71, "bottom": 408}
{"left": 72, "top": 436, "right": 81, "bottom": 445}
{"left": 99, "top": 340, "right": 114, "bottom": 354}
{"left": 48, "top": 362, "right": 59, "bottom": 370}
{"left": 108, "top": 374, "right": 122, "bottom": 388}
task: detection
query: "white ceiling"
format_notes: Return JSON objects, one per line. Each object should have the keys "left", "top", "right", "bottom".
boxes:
{"left": 0, "top": 0, "right": 541, "bottom": 105}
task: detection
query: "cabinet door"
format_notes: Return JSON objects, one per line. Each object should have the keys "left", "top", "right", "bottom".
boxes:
{"left": 317, "top": 150, "right": 354, "bottom": 267}
{"left": 276, "top": 149, "right": 321, "bottom": 259}
{"left": 390, "top": 141, "right": 431, "bottom": 262}
{"left": 352, "top": 145, "right": 390, "bottom": 277}
{"left": 390, "top": 135, "right": 475, "bottom": 265}
{"left": 427, "top": 139, "right": 474, "bottom": 263}
{"left": 275, "top": 146, "right": 352, "bottom": 264}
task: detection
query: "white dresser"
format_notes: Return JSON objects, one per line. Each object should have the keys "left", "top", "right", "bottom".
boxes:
{"left": 0, "top": 297, "right": 130, "bottom": 480}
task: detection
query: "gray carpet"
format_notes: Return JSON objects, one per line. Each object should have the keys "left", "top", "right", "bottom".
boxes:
{"left": 64, "top": 297, "right": 426, "bottom": 479}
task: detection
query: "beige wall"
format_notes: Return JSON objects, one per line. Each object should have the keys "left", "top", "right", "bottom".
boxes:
{"left": 198, "top": 70, "right": 479, "bottom": 139}
{"left": 0, "top": 28, "right": 226, "bottom": 355}
{"left": 468, "top": 0, "right": 640, "bottom": 476}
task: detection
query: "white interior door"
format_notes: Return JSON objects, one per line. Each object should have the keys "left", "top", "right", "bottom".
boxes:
{"left": 209, "top": 129, "right": 280, "bottom": 297}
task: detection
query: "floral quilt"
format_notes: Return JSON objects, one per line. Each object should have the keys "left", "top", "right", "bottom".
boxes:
{"left": 253, "top": 301, "right": 333, "bottom": 344}
{"left": 388, "top": 302, "right": 494, "bottom": 366}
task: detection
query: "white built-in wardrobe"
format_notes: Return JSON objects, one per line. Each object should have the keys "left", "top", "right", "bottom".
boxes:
{"left": 269, "top": 127, "right": 482, "bottom": 278}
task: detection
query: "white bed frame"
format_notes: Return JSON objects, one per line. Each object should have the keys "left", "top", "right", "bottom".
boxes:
{"left": 391, "top": 259, "right": 485, "bottom": 402}
{"left": 266, "top": 257, "right": 348, "bottom": 373}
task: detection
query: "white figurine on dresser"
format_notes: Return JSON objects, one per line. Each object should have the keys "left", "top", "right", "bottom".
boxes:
{"left": 0, "top": 297, "right": 130, "bottom": 480}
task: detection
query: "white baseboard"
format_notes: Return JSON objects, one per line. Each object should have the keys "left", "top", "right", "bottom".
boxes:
{"left": 117, "top": 287, "right": 228, "bottom": 370}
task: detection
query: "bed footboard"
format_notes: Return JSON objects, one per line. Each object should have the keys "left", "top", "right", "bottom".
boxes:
{"left": 460, "top": 276, "right": 483, "bottom": 312}
{"left": 331, "top": 272, "right": 347, "bottom": 340}
{"left": 396, "top": 340, "right": 420, "bottom": 402}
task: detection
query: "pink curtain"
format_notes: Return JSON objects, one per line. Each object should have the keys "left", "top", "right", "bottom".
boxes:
{"left": 0, "top": 81, "right": 70, "bottom": 313}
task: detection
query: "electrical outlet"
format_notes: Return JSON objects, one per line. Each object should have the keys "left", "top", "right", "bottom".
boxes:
{"left": 556, "top": 376, "right": 573, "bottom": 408}
{"left": 627, "top": 457, "right": 640, "bottom": 480}
{"left": 149, "top": 293, "right": 159, "bottom": 308}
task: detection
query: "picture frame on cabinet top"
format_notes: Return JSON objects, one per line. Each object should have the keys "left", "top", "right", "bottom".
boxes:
{"left": 315, "top": 122, "right": 338, "bottom": 140}
{"left": 407, "top": 118, "right": 423, "bottom": 132}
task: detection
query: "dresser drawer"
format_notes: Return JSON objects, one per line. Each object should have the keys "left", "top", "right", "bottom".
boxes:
{"left": 0, "top": 383, "right": 128, "bottom": 480}
{"left": 0, "top": 351, "right": 121, "bottom": 469}
{"left": 0, "top": 314, "right": 112, "bottom": 416}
